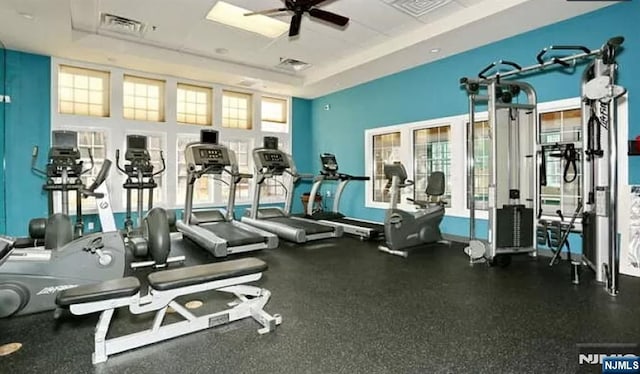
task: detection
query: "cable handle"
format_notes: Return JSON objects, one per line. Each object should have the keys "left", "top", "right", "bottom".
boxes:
{"left": 536, "top": 45, "right": 591, "bottom": 65}
{"left": 478, "top": 60, "right": 522, "bottom": 79}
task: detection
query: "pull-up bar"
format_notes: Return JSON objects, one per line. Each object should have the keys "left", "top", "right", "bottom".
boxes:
{"left": 460, "top": 36, "right": 624, "bottom": 85}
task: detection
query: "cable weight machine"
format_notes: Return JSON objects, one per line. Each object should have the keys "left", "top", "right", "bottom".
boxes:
{"left": 461, "top": 36, "right": 626, "bottom": 295}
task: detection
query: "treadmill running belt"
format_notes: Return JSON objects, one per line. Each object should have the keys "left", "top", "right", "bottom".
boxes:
{"left": 267, "top": 217, "right": 335, "bottom": 235}
{"left": 199, "top": 222, "right": 266, "bottom": 247}
{"left": 332, "top": 218, "right": 383, "bottom": 232}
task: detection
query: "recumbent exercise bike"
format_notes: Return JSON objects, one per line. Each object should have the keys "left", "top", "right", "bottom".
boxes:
{"left": 378, "top": 162, "right": 447, "bottom": 257}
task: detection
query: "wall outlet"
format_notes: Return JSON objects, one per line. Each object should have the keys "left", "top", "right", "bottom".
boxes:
{"left": 87, "top": 222, "right": 95, "bottom": 231}
{"left": 0, "top": 95, "right": 11, "bottom": 103}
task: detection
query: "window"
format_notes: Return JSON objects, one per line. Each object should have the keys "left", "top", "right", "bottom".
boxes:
{"left": 53, "top": 59, "right": 292, "bottom": 213}
{"left": 58, "top": 65, "right": 110, "bottom": 117}
{"left": 468, "top": 120, "right": 490, "bottom": 209}
{"left": 177, "top": 83, "right": 212, "bottom": 126}
{"left": 123, "top": 75, "right": 165, "bottom": 122}
{"left": 539, "top": 108, "right": 582, "bottom": 215}
{"left": 177, "top": 135, "right": 213, "bottom": 206}
{"left": 123, "top": 134, "right": 165, "bottom": 209}
{"left": 222, "top": 90, "right": 252, "bottom": 129}
{"left": 261, "top": 97, "right": 288, "bottom": 133}
{"left": 220, "top": 139, "right": 253, "bottom": 201}
{"left": 372, "top": 132, "right": 401, "bottom": 203}
{"left": 66, "top": 130, "right": 107, "bottom": 212}
{"left": 413, "top": 126, "right": 451, "bottom": 205}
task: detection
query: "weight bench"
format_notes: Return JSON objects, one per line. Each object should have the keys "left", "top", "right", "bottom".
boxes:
{"left": 55, "top": 257, "right": 282, "bottom": 364}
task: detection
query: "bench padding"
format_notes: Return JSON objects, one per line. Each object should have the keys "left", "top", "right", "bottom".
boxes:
{"left": 148, "top": 258, "right": 267, "bottom": 291}
{"left": 56, "top": 277, "right": 141, "bottom": 307}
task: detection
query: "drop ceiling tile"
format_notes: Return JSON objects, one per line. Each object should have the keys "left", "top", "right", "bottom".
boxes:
{"left": 417, "top": 1, "right": 465, "bottom": 23}
{"left": 321, "top": 0, "right": 424, "bottom": 34}
{"left": 97, "top": 0, "right": 211, "bottom": 45}
{"left": 182, "top": 20, "right": 277, "bottom": 58}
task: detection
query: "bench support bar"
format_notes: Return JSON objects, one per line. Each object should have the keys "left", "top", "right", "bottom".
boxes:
{"left": 68, "top": 272, "right": 282, "bottom": 364}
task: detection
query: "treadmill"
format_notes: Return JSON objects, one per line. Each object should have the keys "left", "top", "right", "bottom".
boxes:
{"left": 241, "top": 137, "right": 343, "bottom": 243}
{"left": 306, "top": 153, "right": 384, "bottom": 240}
{"left": 176, "top": 130, "right": 278, "bottom": 257}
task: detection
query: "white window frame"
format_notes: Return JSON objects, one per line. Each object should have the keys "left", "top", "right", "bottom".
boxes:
{"left": 364, "top": 97, "right": 630, "bottom": 222}
{"left": 364, "top": 114, "right": 464, "bottom": 214}
{"left": 122, "top": 74, "right": 166, "bottom": 122}
{"left": 465, "top": 113, "right": 490, "bottom": 212}
{"left": 537, "top": 98, "right": 582, "bottom": 221}
{"left": 51, "top": 58, "right": 291, "bottom": 214}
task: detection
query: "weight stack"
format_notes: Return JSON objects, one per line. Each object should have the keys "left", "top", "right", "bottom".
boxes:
{"left": 497, "top": 205, "right": 534, "bottom": 248}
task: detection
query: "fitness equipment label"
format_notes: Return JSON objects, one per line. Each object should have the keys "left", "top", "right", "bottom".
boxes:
{"left": 208, "top": 313, "right": 230, "bottom": 327}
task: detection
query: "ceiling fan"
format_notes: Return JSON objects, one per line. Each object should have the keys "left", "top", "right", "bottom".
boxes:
{"left": 244, "top": 0, "right": 350, "bottom": 37}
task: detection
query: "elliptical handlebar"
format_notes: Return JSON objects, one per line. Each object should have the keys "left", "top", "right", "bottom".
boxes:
{"left": 84, "top": 159, "right": 112, "bottom": 194}
{"left": 115, "top": 149, "right": 127, "bottom": 175}
{"left": 31, "top": 146, "right": 47, "bottom": 177}
{"left": 152, "top": 151, "right": 166, "bottom": 177}
{"left": 80, "top": 149, "right": 94, "bottom": 176}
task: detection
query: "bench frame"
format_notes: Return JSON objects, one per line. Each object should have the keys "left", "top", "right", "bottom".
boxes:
{"left": 68, "top": 272, "right": 282, "bottom": 364}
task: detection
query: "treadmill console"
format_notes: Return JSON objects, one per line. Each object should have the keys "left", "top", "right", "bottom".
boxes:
{"left": 320, "top": 153, "right": 339, "bottom": 176}
{"left": 186, "top": 143, "right": 231, "bottom": 172}
{"left": 255, "top": 150, "right": 290, "bottom": 174}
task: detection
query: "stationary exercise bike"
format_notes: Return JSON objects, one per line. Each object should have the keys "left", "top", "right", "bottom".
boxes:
{"left": 378, "top": 162, "right": 446, "bottom": 257}
{"left": 116, "top": 135, "right": 183, "bottom": 268}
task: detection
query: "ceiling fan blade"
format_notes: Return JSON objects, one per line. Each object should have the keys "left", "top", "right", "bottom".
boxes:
{"left": 244, "top": 8, "right": 287, "bottom": 16}
{"left": 289, "top": 12, "right": 303, "bottom": 36}
{"left": 307, "top": 0, "right": 329, "bottom": 7}
{"left": 307, "top": 8, "right": 349, "bottom": 26}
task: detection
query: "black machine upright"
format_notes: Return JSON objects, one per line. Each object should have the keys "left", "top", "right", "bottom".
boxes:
{"left": 116, "top": 135, "right": 166, "bottom": 233}
{"left": 116, "top": 135, "right": 181, "bottom": 268}
{"left": 31, "top": 130, "right": 95, "bottom": 238}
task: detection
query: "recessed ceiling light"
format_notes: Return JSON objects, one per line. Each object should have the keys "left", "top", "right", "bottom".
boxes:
{"left": 430, "top": 48, "right": 441, "bottom": 53}
{"left": 19, "top": 12, "right": 34, "bottom": 20}
{"left": 206, "top": 1, "right": 288, "bottom": 38}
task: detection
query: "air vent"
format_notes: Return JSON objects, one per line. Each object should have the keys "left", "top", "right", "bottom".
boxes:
{"left": 276, "top": 58, "right": 311, "bottom": 72}
{"left": 100, "top": 13, "right": 146, "bottom": 36}
{"left": 384, "top": 0, "right": 452, "bottom": 17}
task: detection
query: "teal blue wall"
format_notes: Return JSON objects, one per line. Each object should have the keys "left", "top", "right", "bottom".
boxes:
{"left": 291, "top": 97, "right": 314, "bottom": 214}
{"left": 3, "top": 51, "right": 50, "bottom": 236}
{"left": 301, "top": 1, "right": 639, "bottom": 246}
{"left": 0, "top": 47, "right": 6, "bottom": 233}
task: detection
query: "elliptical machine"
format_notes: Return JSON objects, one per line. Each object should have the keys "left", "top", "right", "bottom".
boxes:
{"left": 0, "top": 131, "right": 172, "bottom": 318}
{"left": 378, "top": 162, "right": 446, "bottom": 257}
{"left": 0, "top": 157, "right": 125, "bottom": 317}
{"left": 29, "top": 130, "right": 95, "bottom": 241}
{"left": 116, "top": 135, "right": 183, "bottom": 268}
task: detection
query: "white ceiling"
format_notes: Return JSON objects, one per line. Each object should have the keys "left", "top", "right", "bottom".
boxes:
{"left": 0, "top": 0, "right": 611, "bottom": 98}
